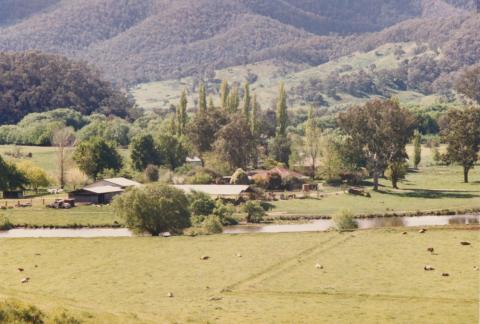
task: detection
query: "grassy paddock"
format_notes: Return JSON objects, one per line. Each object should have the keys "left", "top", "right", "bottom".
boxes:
{"left": 0, "top": 229, "right": 478, "bottom": 323}
{"left": 272, "top": 165, "right": 479, "bottom": 218}
{"left": 0, "top": 204, "right": 121, "bottom": 228}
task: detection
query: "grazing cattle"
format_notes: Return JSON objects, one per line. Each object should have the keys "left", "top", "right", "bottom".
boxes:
{"left": 427, "top": 248, "right": 434, "bottom": 253}
{"left": 21, "top": 277, "right": 30, "bottom": 283}
{"left": 424, "top": 265, "right": 435, "bottom": 271}
{"left": 419, "top": 229, "right": 427, "bottom": 233}
{"left": 442, "top": 273, "right": 450, "bottom": 277}
{"left": 167, "top": 292, "right": 174, "bottom": 298}
{"left": 315, "top": 264, "right": 324, "bottom": 269}
{"left": 460, "top": 241, "right": 471, "bottom": 246}
{"left": 17, "top": 268, "right": 24, "bottom": 272}
{"left": 201, "top": 256, "right": 210, "bottom": 260}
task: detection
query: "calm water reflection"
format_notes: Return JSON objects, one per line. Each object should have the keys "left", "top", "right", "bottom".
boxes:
{"left": 0, "top": 215, "right": 478, "bottom": 237}
{"left": 224, "top": 214, "right": 480, "bottom": 234}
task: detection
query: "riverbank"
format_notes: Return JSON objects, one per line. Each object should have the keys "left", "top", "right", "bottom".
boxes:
{"left": 0, "top": 228, "right": 477, "bottom": 323}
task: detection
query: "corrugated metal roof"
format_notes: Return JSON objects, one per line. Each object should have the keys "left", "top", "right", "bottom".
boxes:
{"left": 82, "top": 186, "right": 124, "bottom": 194}
{"left": 173, "top": 185, "right": 251, "bottom": 196}
{"left": 104, "top": 178, "right": 141, "bottom": 187}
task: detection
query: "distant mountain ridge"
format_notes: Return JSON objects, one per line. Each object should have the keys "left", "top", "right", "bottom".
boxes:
{"left": 0, "top": 0, "right": 477, "bottom": 85}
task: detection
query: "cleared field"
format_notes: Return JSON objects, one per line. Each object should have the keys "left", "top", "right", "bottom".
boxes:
{"left": 0, "top": 145, "right": 69, "bottom": 175}
{"left": 0, "top": 228, "right": 478, "bottom": 323}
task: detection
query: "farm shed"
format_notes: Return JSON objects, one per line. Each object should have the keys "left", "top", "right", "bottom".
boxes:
{"left": 85, "top": 177, "right": 141, "bottom": 190}
{"left": 186, "top": 157, "right": 203, "bottom": 167}
{"left": 68, "top": 186, "right": 124, "bottom": 204}
{"left": 173, "top": 185, "right": 253, "bottom": 198}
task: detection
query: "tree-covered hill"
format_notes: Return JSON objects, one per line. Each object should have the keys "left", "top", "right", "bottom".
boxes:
{"left": 0, "top": 0, "right": 476, "bottom": 85}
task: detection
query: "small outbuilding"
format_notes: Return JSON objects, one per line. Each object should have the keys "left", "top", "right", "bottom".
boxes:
{"left": 186, "top": 157, "right": 203, "bottom": 167}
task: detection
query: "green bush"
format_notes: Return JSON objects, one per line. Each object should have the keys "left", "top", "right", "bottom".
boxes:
{"left": 243, "top": 201, "right": 266, "bottom": 223}
{"left": 0, "top": 216, "right": 13, "bottom": 231}
{"left": 212, "top": 200, "right": 237, "bottom": 225}
{"left": 0, "top": 300, "right": 44, "bottom": 324}
{"left": 112, "top": 184, "right": 191, "bottom": 236}
{"left": 201, "top": 215, "right": 223, "bottom": 234}
{"left": 332, "top": 210, "right": 358, "bottom": 231}
{"left": 144, "top": 164, "right": 160, "bottom": 183}
{"left": 189, "top": 191, "right": 216, "bottom": 216}
{"left": 186, "top": 171, "right": 213, "bottom": 184}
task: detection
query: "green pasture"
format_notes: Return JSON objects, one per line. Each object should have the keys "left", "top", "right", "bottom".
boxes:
{"left": 0, "top": 229, "right": 478, "bottom": 323}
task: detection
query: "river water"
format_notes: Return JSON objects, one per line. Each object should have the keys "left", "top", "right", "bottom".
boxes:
{"left": 0, "top": 215, "right": 478, "bottom": 238}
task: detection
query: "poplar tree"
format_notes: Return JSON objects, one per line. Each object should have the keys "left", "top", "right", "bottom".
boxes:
{"left": 227, "top": 86, "right": 240, "bottom": 113}
{"left": 243, "top": 83, "right": 251, "bottom": 122}
{"left": 276, "top": 82, "right": 288, "bottom": 137}
{"left": 220, "top": 80, "right": 230, "bottom": 111}
{"left": 251, "top": 93, "right": 259, "bottom": 167}
{"left": 176, "top": 90, "right": 188, "bottom": 136}
{"left": 208, "top": 96, "right": 215, "bottom": 111}
{"left": 413, "top": 130, "right": 422, "bottom": 169}
{"left": 305, "top": 106, "right": 321, "bottom": 177}
{"left": 251, "top": 92, "right": 258, "bottom": 135}
{"left": 198, "top": 83, "right": 207, "bottom": 114}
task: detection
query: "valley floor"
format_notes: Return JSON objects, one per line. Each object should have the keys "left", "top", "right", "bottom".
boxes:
{"left": 0, "top": 228, "right": 478, "bottom": 323}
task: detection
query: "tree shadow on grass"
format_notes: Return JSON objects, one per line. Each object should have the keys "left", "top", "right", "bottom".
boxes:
{"left": 377, "top": 188, "right": 479, "bottom": 199}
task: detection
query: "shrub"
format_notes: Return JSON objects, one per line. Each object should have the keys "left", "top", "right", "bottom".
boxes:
{"left": 0, "top": 216, "right": 13, "bottom": 231}
{"left": 267, "top": 172, "right": 283, "bottom": 190}
{"left": 230, "top": 168, "right": 250, "bottom": 185}
{"left": 243, "top": 201, "right": 266, "bottom": 223}
{"left": 251, "top": 173, "right": 270, "bottom": 189}
{"left": 189, "top": 191, "right": 215, "bottom": 216}
{"left": 282, "top": 175, "right": 303, "bottom": 191}
{"left": 112, "top": 184, "right": 191, "bottom": 236}
{"left": 53, "top": 312, "right": 82, "bottom": 324}
{"left": 212, "top": 200, "right": 236, "bottom": 225}
{"left": 202, "top": 215, "right": 223, "bottom": 234}
{"left": 332, "top": 210, "right": 358, "bottom": 231}
{"left": 144, "top": 164, "right": 160, "bottom": 183}
{"left": 186, "top": 171, "right": 213, "bottom": 184}
{"left": 0, "top": 300, "right": 44, "bottom": 324}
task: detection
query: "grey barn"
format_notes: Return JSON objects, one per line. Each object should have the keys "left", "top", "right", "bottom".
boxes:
{"left": 68, "top": 178, "right": 141, "bottom": 204}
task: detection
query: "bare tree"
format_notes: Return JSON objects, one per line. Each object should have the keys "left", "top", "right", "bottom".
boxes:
{"left": 52, "top": 127, "right": 76, "bottom": 188}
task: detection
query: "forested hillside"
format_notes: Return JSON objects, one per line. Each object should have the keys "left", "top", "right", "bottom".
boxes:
{"left": 0, "top": 0, "right": 477, "bottom": 85}
{"left": 0, "top": 52, "right": 133, "bottom": 124}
